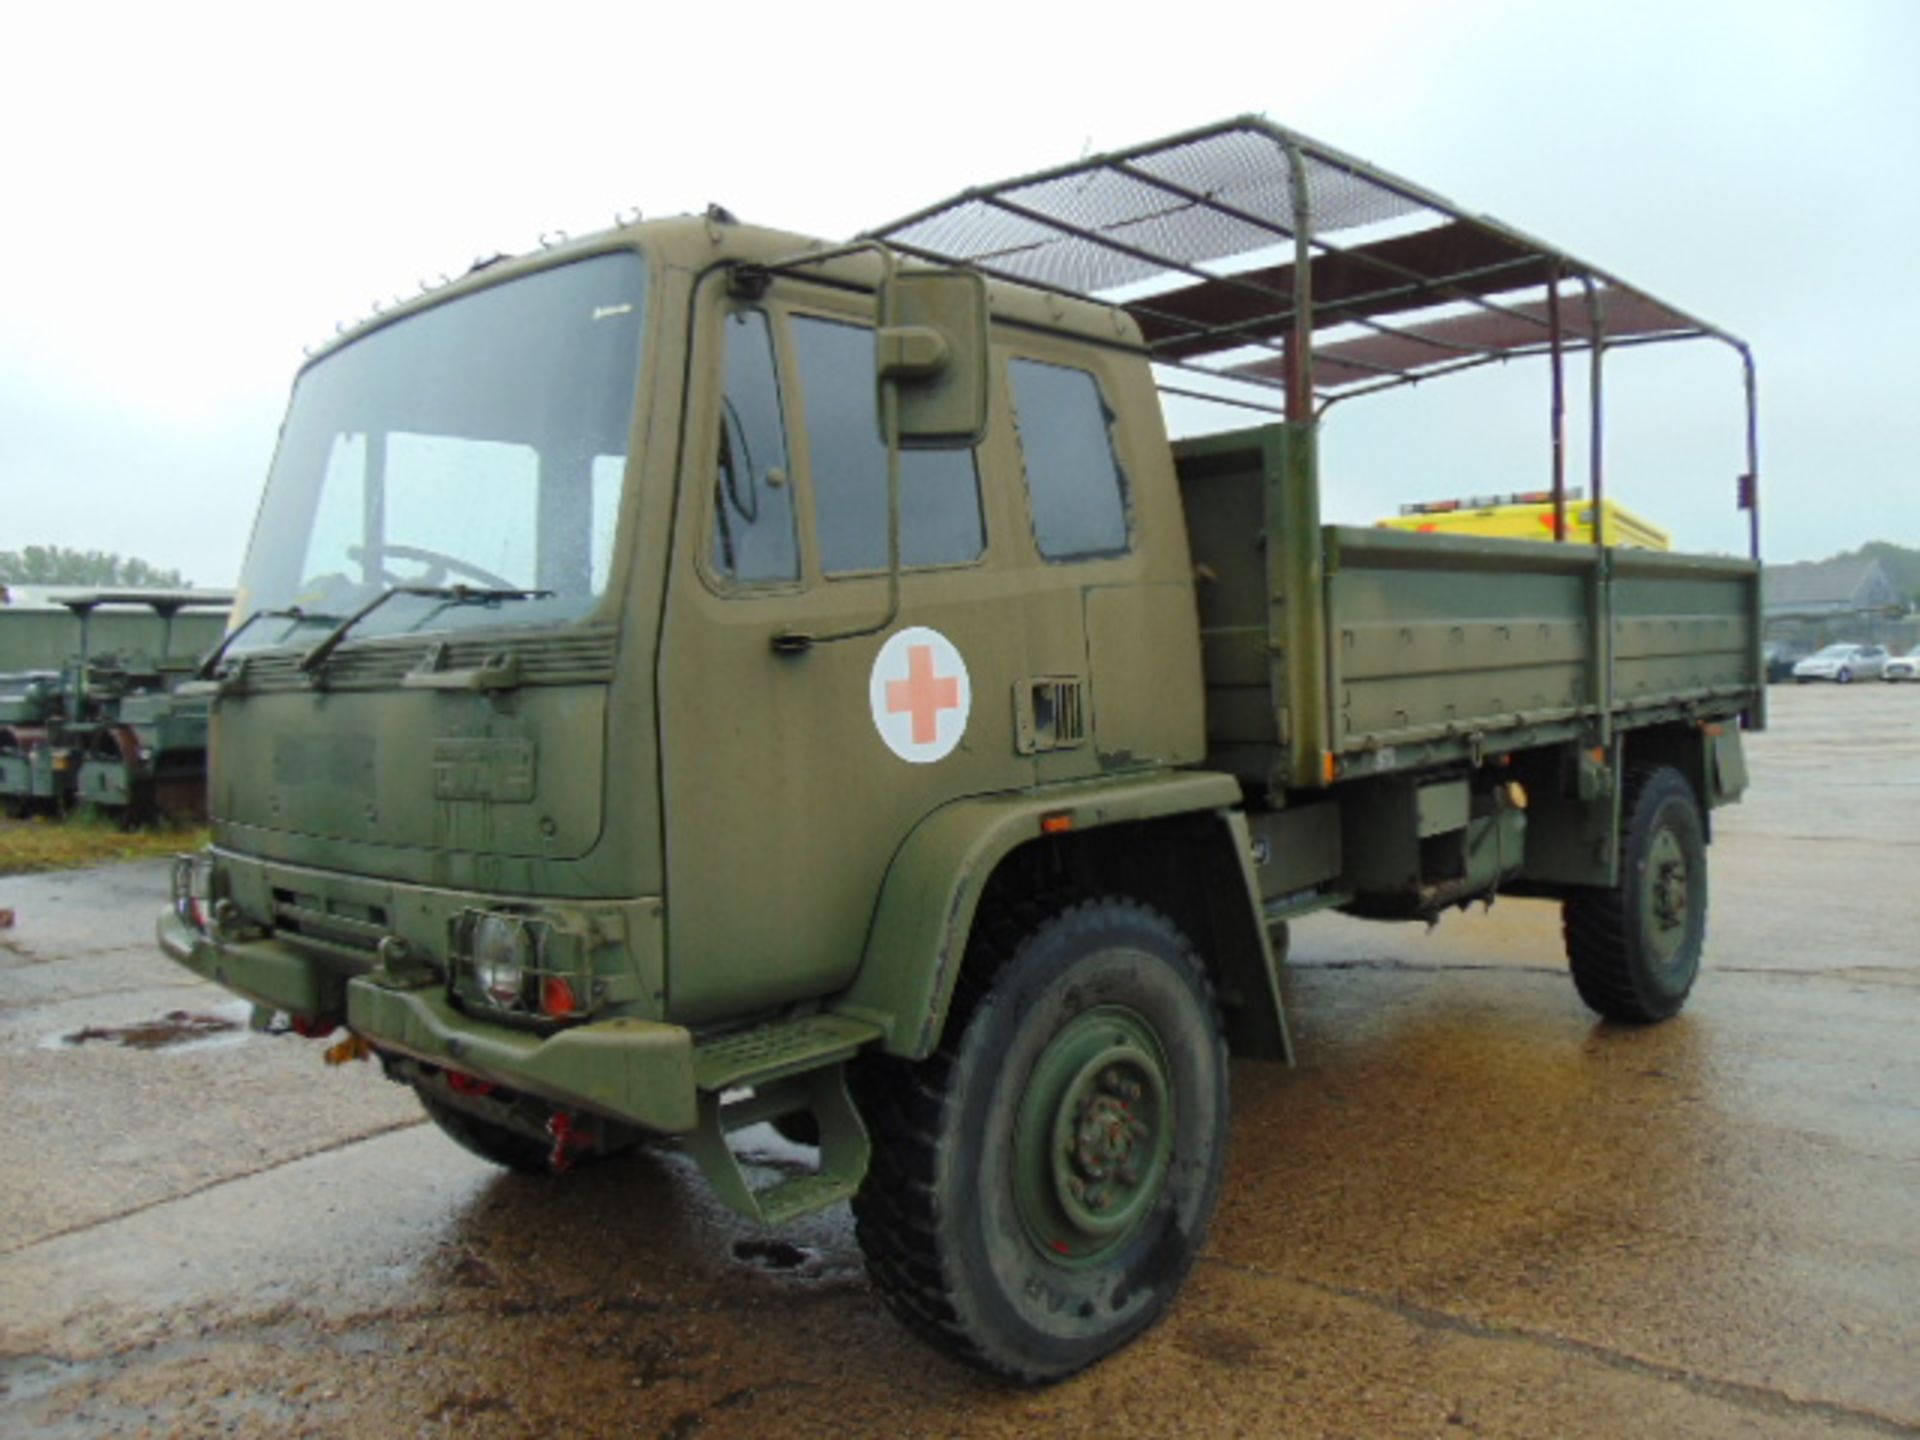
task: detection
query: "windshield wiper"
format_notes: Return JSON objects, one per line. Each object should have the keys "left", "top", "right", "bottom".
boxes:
{"left": 404, "top": 584, "right": 558, "bottom": 634}
{"left": 298, "top": 585, "right": 553, "bottom": 675}
{"left": 196, "top": 606, "right": 340, "bottom": 680}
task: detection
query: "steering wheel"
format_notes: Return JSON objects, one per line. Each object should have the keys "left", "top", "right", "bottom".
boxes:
{"left": 349, "top": 544, "right": 518, "bottom": 592}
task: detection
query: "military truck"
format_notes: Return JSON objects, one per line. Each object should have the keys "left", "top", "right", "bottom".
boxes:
{"left": 0, "top": 670, "right": 63, "bottom": 815}
{"left": 159, "top": 118, "right": 1762, "bottom": 1381}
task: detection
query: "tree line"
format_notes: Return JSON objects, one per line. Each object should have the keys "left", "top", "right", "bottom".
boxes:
{"left": 0, "top": 545, "right": 189, "bottom": 589}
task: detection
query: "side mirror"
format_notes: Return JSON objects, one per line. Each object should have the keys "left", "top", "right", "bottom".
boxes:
{"left": 876, "top": 269, "right": 989, "bottom": 448}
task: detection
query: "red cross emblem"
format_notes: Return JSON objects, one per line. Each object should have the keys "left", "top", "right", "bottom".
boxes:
{"left": 887, "top": 644, "right": 961, "bottom": 745}
{"left": 870, "top": 627, "right": 971, "bottom": 763}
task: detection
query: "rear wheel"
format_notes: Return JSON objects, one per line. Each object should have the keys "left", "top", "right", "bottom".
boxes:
{"left": 1563, "top": 766, "right": 1707, "bottom": 1022}
{"left": 852, "top": 896, "right": 1228, "bottom": 1383}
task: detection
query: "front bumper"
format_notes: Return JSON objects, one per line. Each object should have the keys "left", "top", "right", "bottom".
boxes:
{"left": 158, "top": 908, "right": 698, "bottom": 1132}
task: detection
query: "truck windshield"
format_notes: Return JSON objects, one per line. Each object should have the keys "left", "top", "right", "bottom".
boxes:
{"left": 229, "top": 251, "right": 647, "bottom": 654}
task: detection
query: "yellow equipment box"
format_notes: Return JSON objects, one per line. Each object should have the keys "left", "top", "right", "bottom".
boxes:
{"left": 1378, "top": 490, "right": 1671, "bottom": 550}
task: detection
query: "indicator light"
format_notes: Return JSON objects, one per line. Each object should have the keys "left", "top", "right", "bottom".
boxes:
{"left": 541, "top": 976, "right": 578, "bottom": 1017}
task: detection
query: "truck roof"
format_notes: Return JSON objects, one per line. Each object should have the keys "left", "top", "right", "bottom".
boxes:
{"left": 306, "top": 213, "right": 1145, "bottom": 371}
{"left": 865, "top": 115, "right": 1752, "bottom": 415}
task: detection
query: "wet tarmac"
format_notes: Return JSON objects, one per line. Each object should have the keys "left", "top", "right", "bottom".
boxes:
{"left": 2, "top": 683, "right": 1916, "bottom": 1437}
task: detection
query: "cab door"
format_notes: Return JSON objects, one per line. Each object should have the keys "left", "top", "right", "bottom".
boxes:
{"left": 656, "top": 276, "right": 1062, "bottom": 1025}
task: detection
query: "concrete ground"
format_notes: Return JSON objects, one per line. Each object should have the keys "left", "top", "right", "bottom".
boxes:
{"left": 1, "top": 683, "right": 1915, "bottom": 1438}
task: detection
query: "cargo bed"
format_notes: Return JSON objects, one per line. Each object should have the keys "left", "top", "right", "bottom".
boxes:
{"left": 1177, "top": 425, "right": 1763, "bottom": 797}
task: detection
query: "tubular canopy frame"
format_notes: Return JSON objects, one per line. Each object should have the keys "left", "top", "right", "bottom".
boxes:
{"left": 865, "top": 115, "right": 1759, "bottom": 559}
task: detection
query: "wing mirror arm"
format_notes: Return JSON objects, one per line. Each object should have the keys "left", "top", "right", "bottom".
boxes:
{"left": 875, "top": 325, "right": 950, "bottom": 381}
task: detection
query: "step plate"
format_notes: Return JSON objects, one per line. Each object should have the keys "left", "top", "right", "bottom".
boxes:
{"left": 693, "top": 1013, "right": 881, "bottom": 1093}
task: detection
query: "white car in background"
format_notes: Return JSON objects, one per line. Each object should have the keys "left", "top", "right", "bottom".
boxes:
{"left": 1884, "top": 645, "right": 1920, "bottom": 682}
{"left": 1792, "top": 643, "right": 1889, "bottom": 683}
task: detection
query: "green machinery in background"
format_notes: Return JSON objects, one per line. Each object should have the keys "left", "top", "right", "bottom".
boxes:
{"left": 0, "top": 588, "right": 233, "bottom": 821}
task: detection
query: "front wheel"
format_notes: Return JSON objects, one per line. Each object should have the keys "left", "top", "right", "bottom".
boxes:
{"left": 1563, "top": 766, "right": 1708, "bottom": 1022}
{"left": 1836, "top": 668, "right": 1854, "bottom": 685}
{"left": 853, "top": 896, "right": 1228, "bottom": 1383}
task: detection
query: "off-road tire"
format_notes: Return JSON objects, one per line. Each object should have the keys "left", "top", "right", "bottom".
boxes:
{"left": 1563, "top": 766, "right": 1707, "bottom": 1023}
{"left": 851, "top": 895, "right": 1228, "bottom": 1383}
{"left": 414, "top": 1085, "right": 556, "bottom": 1173}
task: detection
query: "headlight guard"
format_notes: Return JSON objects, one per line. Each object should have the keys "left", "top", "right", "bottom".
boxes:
{"left": 448, "top": 908, "right": 599, "bottom": 1025}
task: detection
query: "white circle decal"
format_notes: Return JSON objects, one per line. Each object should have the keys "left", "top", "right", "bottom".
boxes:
{"left": 869, "top": 626, "right": 972, "bottom": 764}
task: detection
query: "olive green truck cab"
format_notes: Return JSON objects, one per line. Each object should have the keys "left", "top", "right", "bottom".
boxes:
{"left": 160, "top": 119, "right": 1762, "bottom": 1381}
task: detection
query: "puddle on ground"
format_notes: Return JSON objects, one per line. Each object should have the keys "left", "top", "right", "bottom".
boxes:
{"left": 60, "top": 1009, "right": 240, "bottom": 1051}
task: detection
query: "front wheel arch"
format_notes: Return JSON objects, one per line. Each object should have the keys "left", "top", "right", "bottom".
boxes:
{"left": 834, "top": 773, "right": 1250, "bottom": 1060}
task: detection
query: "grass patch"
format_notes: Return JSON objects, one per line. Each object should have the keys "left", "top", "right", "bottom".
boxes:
{"left": 0, "top": 813, "right": 209, "bottom": 876}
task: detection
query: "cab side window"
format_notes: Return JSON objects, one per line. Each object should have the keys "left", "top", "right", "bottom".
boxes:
{"left": 790, "top": 315, "right": 984, "bottom": 574}
{"left": 1008, "top": 357, "right": 1131, "bottom": 560}
{"left": 712, "top": 309, "right": 798, "bottom": 584}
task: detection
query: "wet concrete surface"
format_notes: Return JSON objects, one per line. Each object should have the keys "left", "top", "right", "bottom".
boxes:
{"left": 1, "top": 683, "right": 1915, "bottom": 1437}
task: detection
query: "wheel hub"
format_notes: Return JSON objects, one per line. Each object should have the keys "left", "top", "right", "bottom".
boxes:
{"left": 1637, "top": 820, "right": 1698, "bottom": 973}
{"left": 1067, "top": 1067, "right": 1153, "bottom": 1213}
{"left": 1652, "top": 858, "right": 1688, "bottom": 929}
{"left": 1013, "top": 1010, "right": 1174, "bottom": 1263}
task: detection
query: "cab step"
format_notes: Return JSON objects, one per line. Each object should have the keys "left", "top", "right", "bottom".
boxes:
{"left": 682, "top": 1013, "right": 880, "bottom": 1226}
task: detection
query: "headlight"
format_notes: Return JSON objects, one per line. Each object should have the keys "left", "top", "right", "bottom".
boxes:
{"left": 471, "top": 913, "right": 533, "bottom": 1006}
{"left": 451, "top": 908, "right": 598, "bottom": 1024}
{"left": 171, "top": 853, "right": 215, "bottom": 933}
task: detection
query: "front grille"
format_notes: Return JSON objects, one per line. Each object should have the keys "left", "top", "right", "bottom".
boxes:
{"left": 227, "top": 627, "right": 619, "bottom": 693}
{"left": 271, "top": 888, "right": 388, "bottom": 955}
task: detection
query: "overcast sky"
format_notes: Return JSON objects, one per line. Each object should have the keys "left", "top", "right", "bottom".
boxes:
{"left": 4, "top": 0, "right": 1915, "bottom": 584}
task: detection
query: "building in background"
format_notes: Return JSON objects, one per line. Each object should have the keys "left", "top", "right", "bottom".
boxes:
{"left": 1764, "top": 556, "right": 1911, "bottom": 650}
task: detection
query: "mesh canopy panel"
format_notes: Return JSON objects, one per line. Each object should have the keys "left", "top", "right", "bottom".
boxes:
{"left": 1233, "top": 285, "right": 1698, "bottom": 389}
{"left": 868, "top": 116, "right": 1733, "bottom": 405}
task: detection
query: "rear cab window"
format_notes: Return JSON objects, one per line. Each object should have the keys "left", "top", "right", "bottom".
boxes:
{"left": 1007, "top": 357, "right": 1131, "bottom": 561}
